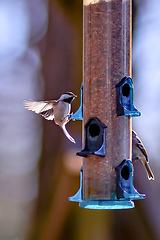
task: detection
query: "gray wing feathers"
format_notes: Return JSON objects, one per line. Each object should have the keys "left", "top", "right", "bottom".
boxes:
{"left": 24, "top": 100, "right": 55, "bottom": 120}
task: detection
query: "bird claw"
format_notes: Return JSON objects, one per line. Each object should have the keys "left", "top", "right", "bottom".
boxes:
{"left": 62, "top": 114, "right": 70, "bottom": 122}
{"left": 70, "top": 112, "right": 75, "bottom": 121}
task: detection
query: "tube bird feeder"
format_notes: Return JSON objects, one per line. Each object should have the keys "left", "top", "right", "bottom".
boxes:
{"left": 69, "top": 0, "right": 145, "bottom": 209}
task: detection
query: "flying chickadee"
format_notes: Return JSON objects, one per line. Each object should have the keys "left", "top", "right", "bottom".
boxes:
{"left": 24, "top": 92, "right": 77, "bottom": 143}
{"left": 132, "top": 130, "right": 154, "bottom": 180}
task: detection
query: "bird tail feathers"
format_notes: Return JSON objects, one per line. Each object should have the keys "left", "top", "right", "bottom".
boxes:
{"left": 143, "top": 161, "right": 155, "bottom": 180}
{"left": 62, "top": 125, "right": 76, "bottom": 144}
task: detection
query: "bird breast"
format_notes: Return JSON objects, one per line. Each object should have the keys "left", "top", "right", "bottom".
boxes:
{"left": 54, "top": 101, "right": 70, "bottom": 125}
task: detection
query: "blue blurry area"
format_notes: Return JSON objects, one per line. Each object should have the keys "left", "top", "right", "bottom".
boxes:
{"left": 0, "top": 0, "right": 48, "bottom": 238}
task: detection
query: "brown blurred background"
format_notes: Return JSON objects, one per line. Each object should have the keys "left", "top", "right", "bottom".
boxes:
{"left": 0, "top": 0, "right": 159, "bottom": 239}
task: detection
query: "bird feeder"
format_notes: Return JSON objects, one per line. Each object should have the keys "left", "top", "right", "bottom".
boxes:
{"left": 69, "top": 0, "right": 145, "bottom": 209}
{"left": 77, "top": 117, "right": 107, "bottom": 157}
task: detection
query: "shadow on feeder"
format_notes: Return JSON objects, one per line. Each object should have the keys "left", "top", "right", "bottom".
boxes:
{"left": 116, "top": 77, "right": 141, "bottom": 117}
{"left": 115, "top": 159, "right": 145, "bottom": 200}
{"left": 77, "top": 117, "right": 107, "bottom": 157}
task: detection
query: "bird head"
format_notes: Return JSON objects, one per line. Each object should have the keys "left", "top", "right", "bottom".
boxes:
{"left": 59, "top": 92, "right": 77, "bottom": 103}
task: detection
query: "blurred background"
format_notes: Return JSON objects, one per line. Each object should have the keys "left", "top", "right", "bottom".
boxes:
{"left": 0, "top": 0, "right": 159, "bottom": 239}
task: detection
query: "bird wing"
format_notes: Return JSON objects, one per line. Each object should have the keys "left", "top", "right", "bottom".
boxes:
{"left": 135, "top": 135, "right": 149, "bottom": 162}
{"left": 24, "top": 100, "right": 56, "bottom": 120}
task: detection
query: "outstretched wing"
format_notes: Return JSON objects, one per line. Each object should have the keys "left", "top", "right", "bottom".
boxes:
{"left": 24, "top": 100, "right": 56, "bottom": 120}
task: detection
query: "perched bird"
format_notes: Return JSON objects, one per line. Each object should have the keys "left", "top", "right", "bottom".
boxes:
{"left": 24, "top": 92, "right": 77, "bottom": 143}
{"left": 132, "top": 130, "right": 154, "bottom": 180}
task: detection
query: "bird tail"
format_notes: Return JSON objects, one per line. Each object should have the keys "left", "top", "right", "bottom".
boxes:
{"left": 143, "top": 161, "right": 155, "bottom": 180}
{"left": 62, "top": 124, "right": 76, "bottom": 144}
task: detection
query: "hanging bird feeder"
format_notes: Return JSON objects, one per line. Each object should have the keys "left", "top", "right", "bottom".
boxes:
{"left": 69, "top": 0, "right": 145, "bottom": 209}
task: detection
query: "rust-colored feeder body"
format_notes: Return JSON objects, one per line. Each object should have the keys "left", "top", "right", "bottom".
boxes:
{"left": 69, "top": 0, "right": 144, "bottom": 209}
